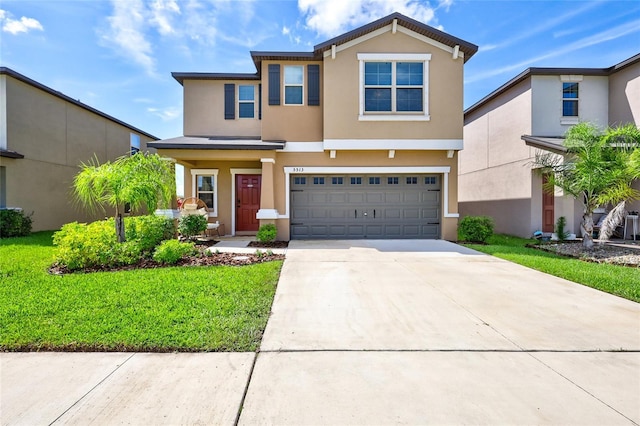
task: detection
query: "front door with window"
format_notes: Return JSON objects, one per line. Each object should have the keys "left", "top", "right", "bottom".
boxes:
{"left": 542, "top": 174, "right": 555, "bottom": 233}
{"left": 236, "top": 175, "right": 261, "bottom": 232}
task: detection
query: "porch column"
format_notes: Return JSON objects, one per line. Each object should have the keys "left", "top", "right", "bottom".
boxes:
{"left": 256, "top": 158, "right": 278, "bottom": 219}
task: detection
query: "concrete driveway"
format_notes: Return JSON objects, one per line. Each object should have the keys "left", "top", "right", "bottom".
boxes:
{"left": 3, "top": 240, "right": 639, "bottom": 425}
{"left": 241, "top": 240, "right": 640, "bottom": 425}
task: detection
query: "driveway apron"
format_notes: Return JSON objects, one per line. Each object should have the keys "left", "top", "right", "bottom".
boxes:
{"left": 240, "top": 240, "right": 640, "bottom": 425}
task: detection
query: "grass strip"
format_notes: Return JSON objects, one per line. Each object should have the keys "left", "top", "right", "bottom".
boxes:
{"left": 464, "top": 235, "right": 640, "bottom": 303}
{"left": 0, "top": 232, "right": 282, "bottom": 351}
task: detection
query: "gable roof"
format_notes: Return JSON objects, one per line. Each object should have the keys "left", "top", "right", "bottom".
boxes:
{"left": 313, "top": 12, "right": 477, "bottom": 62}
{"left": 465, "top": 52, "right": 640, "bottom": 117}
{"left": 173, "top": 12, "right": 478, "bottom": 84}
{"left": 0, "top": 67, "right": 159, "bottom": 140}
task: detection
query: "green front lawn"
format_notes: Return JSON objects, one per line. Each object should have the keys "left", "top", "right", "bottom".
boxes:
{"left": 0, "top": 232, "right": 282, "bottom": 352}
{"left": 464, "top": 235, "right": 640, "bottom": 303}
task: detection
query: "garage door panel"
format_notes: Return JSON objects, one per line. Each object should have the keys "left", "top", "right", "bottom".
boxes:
{"left": 291, "top": 174, "right": 441, "bottom": 239}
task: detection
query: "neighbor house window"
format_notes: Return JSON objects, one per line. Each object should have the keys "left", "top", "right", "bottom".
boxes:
{"left": 191, "top": 169, "right": 218, "bottom": 216}
{"left": 562, "top": 82, "right": 579, "bottom": 117}
{"left": 239, "top": 85, "right": 255, "bottom": 118}
{"left": 284, "top": 66, "right": 304, "bottom": 105}
{"left": 358, "top": 53, "right": 431, "bottom": 121}
{"left": 130, "top": 133, "right": 140, "bottom": 155}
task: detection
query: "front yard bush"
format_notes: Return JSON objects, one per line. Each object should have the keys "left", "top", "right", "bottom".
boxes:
{"left": 458, "top": 215, "right": 494, "bottom": 243}
{"left": 257, "top": 223, "right": 277, "bottom": 243}
{"left": 178, "top": 214, "right": 207, "bottom": 240}
{"left": 153, "top": 239, "right": 196, "bottom": 264}
{"left": 0, "top": 209, "right": 32, "bottom": 238}
{"left": 53, "top": 215, "right": 175, "bottom": 270}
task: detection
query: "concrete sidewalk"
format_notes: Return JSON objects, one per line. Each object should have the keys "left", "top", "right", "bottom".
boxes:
{"left": 2, "top": 240, "right": 639, "bottom": 425}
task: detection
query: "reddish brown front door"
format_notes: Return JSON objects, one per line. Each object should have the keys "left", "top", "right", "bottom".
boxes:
{"left": 542, "top": 174, "right": 555, "bottom": 233}
{"left": 236, "top": 175, "right": 261, "bottom": 232}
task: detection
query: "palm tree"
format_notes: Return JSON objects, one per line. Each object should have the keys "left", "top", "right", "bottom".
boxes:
{"left": 533, "top": 123, "right": 640, "bottom": 249}
{"left": 73, "top": 152, "right": 175, "bottom": 242}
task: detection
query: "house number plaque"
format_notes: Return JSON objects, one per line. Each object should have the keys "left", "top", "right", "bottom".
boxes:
{"left": 292, "top": 167, "right": 304, "bottom": 172}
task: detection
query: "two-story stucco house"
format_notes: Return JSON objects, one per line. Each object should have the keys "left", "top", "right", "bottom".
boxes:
{"left": 0, "top": 67, "right": 158, "bottom": 231}
{"left": 149, "top": 13, "right": 478, "bottom": 241}
{"left": 459, "top": 53, "right": 640, "bottom": 238}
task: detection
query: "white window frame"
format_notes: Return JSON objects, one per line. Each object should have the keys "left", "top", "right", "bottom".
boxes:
{"left": 284, "top": 65, "right": 304, "bottom": 106}
{"left": 358, "top": 53, "right": 431, "bottom": 121}
{"left": 560, "top": 75, "right": 582, "bottom": 125}
{"left": 238, "top": 85, "right": 256, "bottom": 119}
{"left": 191, "top": 169, "right": 218, "bottom": 217}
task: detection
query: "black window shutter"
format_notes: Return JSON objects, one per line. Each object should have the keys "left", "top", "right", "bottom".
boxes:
{"left": 308, "top": 64, "right": 320, "bottom": 106}
{"left": 224, "top": 84, "right": 235, "bottom": 120}
{"left": 268, "top": 64, "right": 280, "bottom": 105}
{"left": 258, "top": 83, "right": 262, "bottom": 120}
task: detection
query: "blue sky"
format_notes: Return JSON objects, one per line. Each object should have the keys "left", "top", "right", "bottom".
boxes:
{"left": 1, "top": 0, "right": 639, "bottom": 140}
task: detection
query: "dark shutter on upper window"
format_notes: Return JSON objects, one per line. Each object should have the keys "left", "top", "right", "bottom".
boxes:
{"left": 258, "top": 83, "right": 262, "bottom": 120}
{"left": 224, "top": 84, "right": 235, "bottom": 120}
{"left": 268, "top": 64, "right": 280, "bottom": 105}
{"left": 307, "top": 64, "right": 320, "bottom": 106}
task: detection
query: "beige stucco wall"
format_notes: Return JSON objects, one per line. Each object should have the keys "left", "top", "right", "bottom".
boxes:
{"left": 260, "top": 61, "right": 324, "bottom": 142}
{"left": 183, "top": 79, "right": 262, "bottom": 137}
{"left": 609, "top": 61, "right": 640, "bottom": 126}
{"left": 2, "top": 75, "right": 155, "bottom": 231}
{"left": 323, "top": 30, "right": 464, "bottom": 140}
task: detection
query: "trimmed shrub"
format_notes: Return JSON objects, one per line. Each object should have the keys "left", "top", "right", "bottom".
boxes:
{"left": 53, "top": 215, "right": 175, "bottom": 270}
{"left": 458, "top": 215, "right": 494, "bottom": 243}
{"left": 256, "top": 224, "right": 277, "bottom": 243}
{"left": 178, "top": 214, "right": 207, "bottom": 240}
{"left": 153, "top": 239, "right": 195, "bottom": 265}
{"left": 0, "top": 209, "right": 32, "bottom": 238}
{"left": 125, "top": 215, "right": 176, "bottom": 253}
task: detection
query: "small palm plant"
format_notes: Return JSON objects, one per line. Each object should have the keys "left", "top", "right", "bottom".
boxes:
{"left": 73, "top": 152, "right": 175, "bottom": 243}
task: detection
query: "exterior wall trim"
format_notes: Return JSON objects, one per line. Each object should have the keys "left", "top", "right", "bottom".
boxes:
{"left": 230, "top": 168, "right": 262, "bottom": 236}
{"left": 280, "top": 166, "right": 457, "bottom": 219}
{"left": 323, "top": 139, "right": 463, "bottom": 150}
{"left": 279, "top": 142, "right": 325, "bottom": 152}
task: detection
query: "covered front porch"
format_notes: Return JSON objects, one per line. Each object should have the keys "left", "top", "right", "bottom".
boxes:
{"left": 148, "top": 137, "right": 285, "bottom": 238}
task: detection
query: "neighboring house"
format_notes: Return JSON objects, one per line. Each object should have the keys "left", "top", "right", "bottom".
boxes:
{"left": 459, "top": 53, "right": 640, "bottom": 238}
{"left": 0, "top": 67, "right": 158, "bottom": 231}
{"left": 149, "top": 12, "right": 477, "bottom": 240}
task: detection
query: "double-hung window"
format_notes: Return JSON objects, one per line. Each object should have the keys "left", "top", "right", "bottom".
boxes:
{"left": 238, "top": 85, "right": 255, "bottom": 118}
{"left": 284, "top": 66, "right": 303, "bottom": 105}
{"left": 562, "top": 82, "right": 578, "bottom": 117}
{"left": 191, "top": 169, "right": 218, "bottom": 216}
{"left": 358, "top": 53, "right": 431, "bottom": 121}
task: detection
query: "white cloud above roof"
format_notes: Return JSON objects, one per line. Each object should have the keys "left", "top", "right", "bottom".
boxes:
{"left": 0, "top": 9, "right": 44, "bottom": 35}
{"left": 297, "top": 0, "right": 440, "bottom": 38}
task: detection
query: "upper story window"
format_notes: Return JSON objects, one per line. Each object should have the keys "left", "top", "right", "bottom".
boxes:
{"left": 130, "top": 133, "right": 140, "bottom": 155}
{"left": 238, "top": 85, "right": 255, "bottom": 118}
{"left": 364, "top": 62, "right": 423, "bottom": 112}
{"left": 562, "top": 82, "right": 579, "bottom": 117}
{"left": 284, "top": 66, "right": 304, "bottom": 105}
{"left": 358, "top": 53, "right": 431, "bottom": 121}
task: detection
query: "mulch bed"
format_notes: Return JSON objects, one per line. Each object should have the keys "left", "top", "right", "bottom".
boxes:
{"left": 247, "top": 241, "right": 289, "bottom": 248}
{"left": 49, "top": 245, "right": 285, "bottom": 275}
{"left": 528, "top": 241, "right": 640, "bottom": 268}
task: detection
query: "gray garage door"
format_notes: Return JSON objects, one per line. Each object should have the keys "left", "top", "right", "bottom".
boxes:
{"left": 290, "top": 174, "right": 441, "bottom": 239}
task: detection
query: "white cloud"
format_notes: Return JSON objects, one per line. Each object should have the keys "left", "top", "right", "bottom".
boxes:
{"left": 467, "top": 19, "right": 640, "bottom": 84}
{"left": 100, "top": 0, "right": 156, "bottom": 75}
{"left": 0, "top": 9, "right": 44, "bottom": 35}
{"left": 150, "top": 0, "right": 181, "bottom": 35}
{"left": 147, "top": 106, "right": 181, "bottom": 121}
{"left": 298, "top": 0, "right": 438, "bottom": 38}
{"left": 282, "top": 25, "right": 290, "bottom": 35}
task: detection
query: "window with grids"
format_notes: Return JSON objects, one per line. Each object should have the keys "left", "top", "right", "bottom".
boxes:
{"left": 196, "top": 175, "right": 215, "bottom": 210}
{"left": 364, "top": 61, "right": 424, "bottom": 113}
{"left": 284, "top": 66, "right": 304, "bottom": 105}
{"left": 238, "top": 85, "right": 255, "bottom": 118}
{"left": 562, "top": 83, "right": 578, "bottom": 117}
